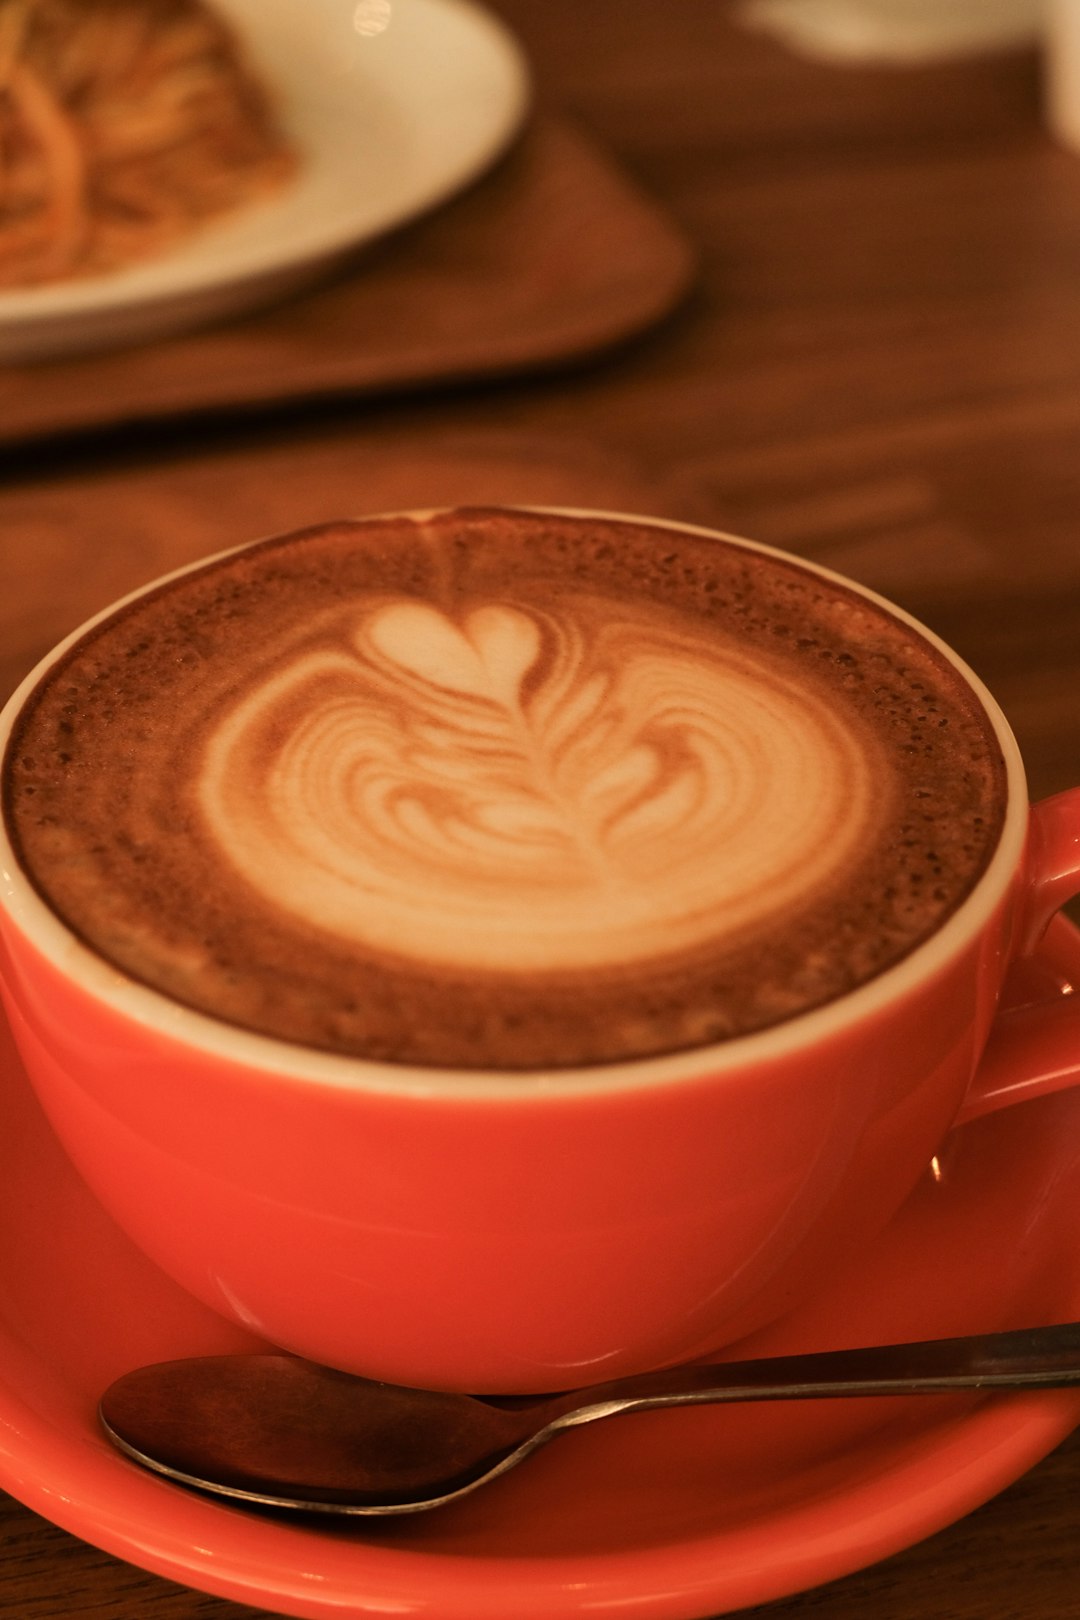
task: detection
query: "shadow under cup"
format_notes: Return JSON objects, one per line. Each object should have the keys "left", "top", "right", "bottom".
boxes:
{"left": 2, "top": 509, "right": 1080, "bottom": 1394}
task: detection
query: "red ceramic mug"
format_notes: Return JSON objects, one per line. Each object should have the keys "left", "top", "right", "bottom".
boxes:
{"left": 1, "top": 509, "right": 1080, "bottom": 1393}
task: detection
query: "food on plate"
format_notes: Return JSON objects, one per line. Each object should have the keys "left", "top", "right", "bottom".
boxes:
{"left": 0, "top": 0, "right": 297, "bottom": 288}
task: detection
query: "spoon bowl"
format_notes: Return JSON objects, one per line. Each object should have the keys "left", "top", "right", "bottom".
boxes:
{"left": 100, "top": 1321, "right": 1080, "bottom": 1515}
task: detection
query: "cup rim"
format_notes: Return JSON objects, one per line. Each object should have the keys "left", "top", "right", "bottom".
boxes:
{"left": 0, "top": 506, "right": 1029, "bottom": 1098}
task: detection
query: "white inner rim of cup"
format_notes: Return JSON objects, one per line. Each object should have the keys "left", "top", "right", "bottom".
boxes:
{"left": 0, "top": 508, "right": 1029, "bottom": 1098}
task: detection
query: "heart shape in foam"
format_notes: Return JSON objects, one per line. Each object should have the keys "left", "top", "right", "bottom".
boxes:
{"left": 364, "top": 603, "right": 542, "bottom": 708}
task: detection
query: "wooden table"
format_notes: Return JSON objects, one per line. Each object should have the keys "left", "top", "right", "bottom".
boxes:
{"left": 3, "top": 2, "right": 1080, "bottom": 1613}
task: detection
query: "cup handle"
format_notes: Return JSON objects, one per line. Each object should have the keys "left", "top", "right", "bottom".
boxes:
{"left": 1016, "top": 787, "right": 1080, "bottom": 954}
{"left": 957, "top": 788, "right": 1080, "bottom": 1125}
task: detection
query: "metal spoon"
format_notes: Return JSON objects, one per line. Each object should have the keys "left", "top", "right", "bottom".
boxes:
{"left": 100, "top": 1321, "right": 1080, "bottom": 1516}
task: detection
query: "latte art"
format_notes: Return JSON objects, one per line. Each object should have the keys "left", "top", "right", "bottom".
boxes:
{"left": 200, "top": 597, "right": 888, "bottom": 972}
{"left": 3, "top": 509, "right": 1007, "bottom": 1067}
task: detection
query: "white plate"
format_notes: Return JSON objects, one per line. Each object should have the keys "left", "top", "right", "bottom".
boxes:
{"left": 0, "top": 0, "right": 530, "bottom": 363}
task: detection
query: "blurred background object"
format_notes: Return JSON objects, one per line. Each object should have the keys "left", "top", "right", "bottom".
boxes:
{"left": 740, "top": 0, "right": 1080, "bottom": 159}
{"left": 1047, "top": 0, "right": 1080, "bottom": 147}
{"left": 740, "top": 0, "right": 1044, "bottom": 62}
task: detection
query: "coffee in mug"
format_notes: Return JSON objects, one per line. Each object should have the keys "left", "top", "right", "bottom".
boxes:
{"left": 4, "top": 507, "right": 1006, "bottom": 1070}
{"left": 1, "top": 508, "right": 1078, "bottom": 1392}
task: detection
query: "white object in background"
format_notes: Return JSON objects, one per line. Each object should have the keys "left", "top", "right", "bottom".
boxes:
{"left": 1046, "top": 0, "right": 1080, "bottom": 149}
{"left": 739, "top": 0, "right": 1045, "bottom": 63}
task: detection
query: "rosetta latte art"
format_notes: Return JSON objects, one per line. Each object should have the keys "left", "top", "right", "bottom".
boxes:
{"left": 198, "top": 595, "right": 889, "bottom": 973}
{"left": 5, "top": 510, "right": 1007, "bottom": 1065}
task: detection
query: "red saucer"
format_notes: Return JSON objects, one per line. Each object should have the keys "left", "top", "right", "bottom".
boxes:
{"left": 2, "top": 920, "right": 1080, "bottom": 1619}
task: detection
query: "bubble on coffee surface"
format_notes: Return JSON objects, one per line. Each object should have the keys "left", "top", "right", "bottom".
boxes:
{"left": 2, "top": 509, "right": 1008, "bottom": 1068}
{"left": 198, "top": 595, "right": 882, "bottom": 971}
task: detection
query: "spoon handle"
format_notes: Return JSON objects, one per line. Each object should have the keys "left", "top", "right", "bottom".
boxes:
{"left": 569, "top": 1322, "right": 1080, "bottom": 1416}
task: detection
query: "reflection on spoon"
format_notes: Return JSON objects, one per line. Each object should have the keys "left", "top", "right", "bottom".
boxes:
{"left": 99, "top": 1322, "right": 1080, "bottom": 1516}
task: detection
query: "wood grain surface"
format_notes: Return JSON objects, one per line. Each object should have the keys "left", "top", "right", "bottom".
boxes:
{"left": 2, "top": 0, "right": 1080, "bottom": 1614}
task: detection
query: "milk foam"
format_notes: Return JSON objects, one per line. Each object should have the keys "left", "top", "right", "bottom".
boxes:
{"left": 198, "top": 593, "right": 889, "bottom": 972}
{"left": 4, "top": 510, "right": 1007, "bottom": 1066}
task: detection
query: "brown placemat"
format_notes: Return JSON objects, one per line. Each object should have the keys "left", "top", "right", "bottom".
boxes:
{"left": 0, "top": 117, "right": 696, "bottom": 447}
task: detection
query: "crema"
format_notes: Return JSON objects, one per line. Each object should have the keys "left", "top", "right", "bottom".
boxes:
{"left": 2, "top": 510, "right": 1007, "bottom": 1068}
